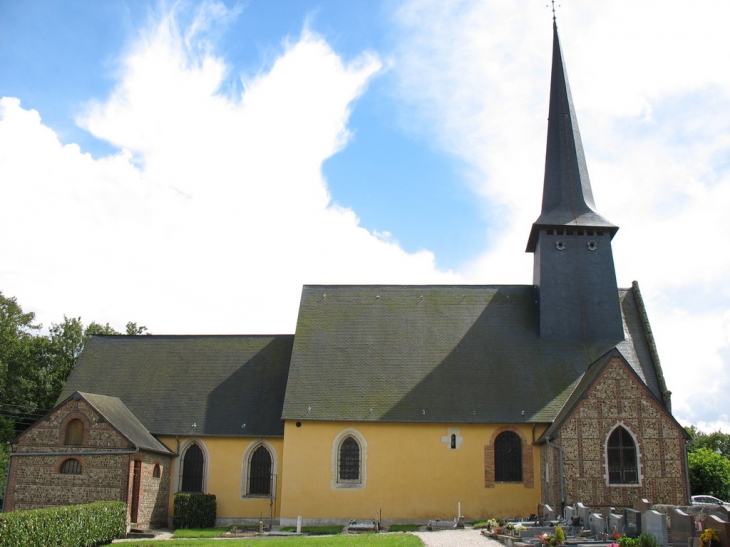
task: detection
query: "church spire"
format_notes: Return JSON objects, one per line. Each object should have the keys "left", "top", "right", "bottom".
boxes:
{"left": 527, "top": 21, "right": 624, "bottom": 345}
{"left": 526, "top": 21, "right": 617, "bottom": 252}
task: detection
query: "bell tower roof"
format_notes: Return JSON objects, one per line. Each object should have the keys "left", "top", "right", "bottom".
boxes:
{"left": 526, "top": 22, "right": 617, "bottom": 252}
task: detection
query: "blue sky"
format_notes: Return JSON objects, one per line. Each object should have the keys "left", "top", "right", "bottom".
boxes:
{"left": 1, "top": 0, "right": 729, "bottom": 431}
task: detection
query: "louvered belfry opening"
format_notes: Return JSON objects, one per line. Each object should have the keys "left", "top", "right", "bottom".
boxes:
{"left": 181, "top": 443, "right": 204, "bottom": 492}
{"left": 248, "top": 445, "right": 272, "bottom": 495}
{"left": 339, "top": 436, "right": 360, "bottom": 481}
{"left": 608, "top": 426, "right": 638, "bottom": 484}
{"left": 494, "top": 431, "right": 523, "bottom": 482}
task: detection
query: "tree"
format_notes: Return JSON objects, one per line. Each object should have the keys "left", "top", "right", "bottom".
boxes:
{"left": 688, "top": 447, "right": 730, "bottom": 499}
{"left": 125, "top": 322, "right": 148, "bottom": 336}
{"left": 686, "top": 426, "right": 730, "bottom": 459}
{"left": 0, "top": 292, "right": 47, "bottom": 424}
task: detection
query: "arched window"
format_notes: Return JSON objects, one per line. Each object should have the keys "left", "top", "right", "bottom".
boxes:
{"left": 60, "top": 458, "right": 82, "bottom": 474}
{"left": 247, "top": 445, "right": 273, "bottom": 496}
{"left": 65, "top": 419, "right": 83, "bottom": 446}
{"left": 338, "top": 436, "right": 360, "bottom": 482}
{"left": 152, "top": 464, "right": 161, "bottom": 478}
{"left": 607, "top": 426, "right": 638, "bottom": 484}
{"left": 450, "top": 434, "right": 457, "bottom": 449}
{"left": 494, "top": 431, "right": 523, "bottom": 482}
{"left": 181, "top": 443, "right": 204, "bottom": 492}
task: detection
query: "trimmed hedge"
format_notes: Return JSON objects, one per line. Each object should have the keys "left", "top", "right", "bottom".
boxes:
{"left": 173, "top": 493, "right": 216, "bottom": 529}
{"left": 0, "top": 501, "right": 126, "bottom": 547}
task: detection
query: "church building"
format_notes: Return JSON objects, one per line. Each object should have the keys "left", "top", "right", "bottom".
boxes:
{"left": 3, "top": 21, "right": 690, "bottom": 528}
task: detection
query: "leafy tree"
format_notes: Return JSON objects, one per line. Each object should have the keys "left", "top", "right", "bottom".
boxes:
{"left": 125, "top": 322, "right": 148, "bottom": 336}
{"left": 686, "top": 426, "right": 730, "bottom": 459}
{"left": 0, "top": 293, "right": 47, "bottom": 424}
{"left": 688, "top": 447, "right": 730, "bottom": 499}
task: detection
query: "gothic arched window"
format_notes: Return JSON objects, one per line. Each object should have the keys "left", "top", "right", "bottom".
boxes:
{"left": 338, "top": 436, "right": 361, "bottom": 482}
{"left": 607, "top": 426, "right": 638, "bottom": 484}
{"left": 247, "top": 445, "right": 273, "bottom": 496}
{"left": 494, "top": 431, "right": 523, "bottom": 482}
{"left": 181, "top": 443, "right": 204, "bottom": 492}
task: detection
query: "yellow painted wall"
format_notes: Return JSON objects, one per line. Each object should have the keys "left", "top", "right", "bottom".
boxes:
{"left": 279, "top": 421, "right": 544, "bottom": 522}
{"left": 157, "top": 436, "right": 284, "bottom": 520}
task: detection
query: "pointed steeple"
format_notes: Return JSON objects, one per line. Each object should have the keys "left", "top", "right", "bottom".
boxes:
{"left": 526, "top": 22, "right": 617, "bottom": 252}
{"left": 527, "top": 21, "right": 624, "bottom": 344}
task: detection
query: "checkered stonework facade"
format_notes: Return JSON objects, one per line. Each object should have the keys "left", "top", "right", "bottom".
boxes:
{"left": 541, "top": 356, "right": 689, "bottom": 510}
{"left": 5, "top": 397, "right": 171, "bottom": 527}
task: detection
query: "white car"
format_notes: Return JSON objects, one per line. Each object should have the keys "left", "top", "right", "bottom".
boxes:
{"left": 691, "top": 495, "right": 730, "bottom": 509}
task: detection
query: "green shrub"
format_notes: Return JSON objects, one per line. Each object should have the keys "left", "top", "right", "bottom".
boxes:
{"left": 618, "top": 537, "right": 640, "bottom": 547}
{"left": 0, "top": 501, "right": 126, "bottom": 547}
{"left": 639, "top": 533, "right": 659, "bottom": 547}
{"left": 173, "top": 493, "right": 217, "bottom": 529}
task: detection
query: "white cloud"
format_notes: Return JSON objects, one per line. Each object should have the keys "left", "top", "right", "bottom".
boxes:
{"left": 0, "top": 2, "right": 458, "bottom": 336}
{"left": 390, "top": 0, "right": 730, "bottom": 429}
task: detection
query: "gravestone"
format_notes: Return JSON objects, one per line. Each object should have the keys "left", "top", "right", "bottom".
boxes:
{"left": 576, "top": 503, "right": 590, "bottom": 528}
{"left": 608, "top": 513, "right": 625, "bottom": 536}
{"left": 602, "top": 507, "right": 616, "bottom": 520}
{"left": 705, "top": 515, "right": 730, "bottom": 547}
{"left": 589, "top": 513, "right": 606, "bottom": 538}
{"left": 634, "top": 498, "right": 653, "bottom": 513}
{"left": 644, "top": 510, "right": 668, "bottom": 547}
{"left": 708, "top": 505, "right": 729, "bottom": 523}
{"left": 624, "top": 508, "right": 642, "bottom": 538}
{"left": 564, "top": 505, "right": 575, "bottom": 524}
{"left": 543, "top": 504, "right": 557, "bottom": 523}
{"left": 668, "top": 508, "right": 695, "bottom": 547}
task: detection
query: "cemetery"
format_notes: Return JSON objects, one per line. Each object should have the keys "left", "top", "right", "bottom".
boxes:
{"left": 480, "top": 499, "right": 729, "bottom": 547}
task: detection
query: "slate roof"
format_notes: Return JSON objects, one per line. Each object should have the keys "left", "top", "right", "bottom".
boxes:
{"left": 72, "top": 392, "right": 173, "bottom": 454}
{"left": 535, "top": 348, "right": 689, "bottom": 442}
{"left": 59, "top": 335, "right": 293, "bottom": 437}
{"left": 526, "top": 22, "right": 617, "bottom": 252}
{"left": 281, "top": 284, "right": 662, "bottom": 424}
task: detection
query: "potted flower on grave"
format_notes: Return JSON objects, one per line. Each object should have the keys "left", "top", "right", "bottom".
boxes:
{"left": 700, "top": 528, "right": 720, "bottom": 547}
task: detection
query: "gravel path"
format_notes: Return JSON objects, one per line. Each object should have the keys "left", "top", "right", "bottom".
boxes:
{"left": 412, "top": 529, "right": 502, "bottom": 547}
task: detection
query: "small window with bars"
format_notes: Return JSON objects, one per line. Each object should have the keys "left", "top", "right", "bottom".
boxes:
{"left": 607, "top": 426, "right": 638, "bottom": 484}
{"left": 60, "top": 458, "right": 82, "bottom": 474}
{"left": 338, "top": 436, "right": 360, "bottom": 482}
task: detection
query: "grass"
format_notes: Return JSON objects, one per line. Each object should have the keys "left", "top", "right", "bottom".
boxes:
{"left": 279, "top": 525, "right": 344, "bottom": 535}
{"left": 122, "top": 534, "right": 423, "bottom": 547}
{"left": 172, "top": 526, "right": 232, "bottom": 538}
{"left": 387, "top": 524, "right": 420, "bottom": 532}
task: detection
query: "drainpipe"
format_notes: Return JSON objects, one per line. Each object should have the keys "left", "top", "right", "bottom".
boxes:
{"left": 545, "top": 437, "right": 565, "bottom": 512}
{"left": 682, "top": 440, "right": 691, "bottom": 503}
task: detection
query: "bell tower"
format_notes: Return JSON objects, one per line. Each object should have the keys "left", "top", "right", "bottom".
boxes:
{"left": 526, "top": 22, "right": 624, "bottom": 344}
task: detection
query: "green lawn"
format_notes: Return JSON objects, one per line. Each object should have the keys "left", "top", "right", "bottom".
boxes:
{"left": 122, "top": 534, "right": 423, "bottom": 546}
{"left": 172, "top": 526, "right": 232, "bottom": 538}
{"left": 279, "top": 525, "right": 344, "bottom": 535}
{"left": 387, "top": 524, "right": 420, "bottom": 532}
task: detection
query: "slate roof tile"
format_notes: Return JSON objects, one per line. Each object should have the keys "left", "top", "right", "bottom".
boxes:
{"left": 59, "top": 335, "right": 293, "bottom": 437}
